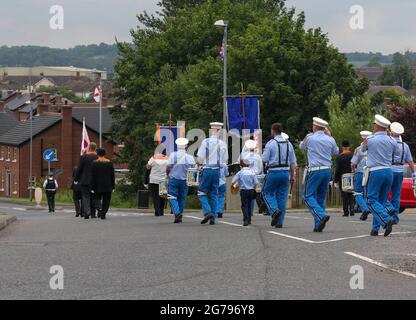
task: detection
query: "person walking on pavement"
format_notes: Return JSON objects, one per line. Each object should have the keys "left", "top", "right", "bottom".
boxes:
{"left": 71, "top": 166, "right": 83, "bottom": 217}
{"left": 262, "top": 123, "right": 297, "bottom": 229}
{"left": 146, "top": 148, "right": 169, "bottom": 216}
{"left": 362, "top": 115, "right": 400, "bottom": 237}
{"left": 74, "top": 142, "right": 98, "bottom": 219}
{"left": 334, "top": 140, "right": 355, "bottom": 217}
{"left": 197, "top": 122, "right": 228, "bottom": 225}
{"left": 300, "top": 117, "right": 339, "bottom": 232}
{"left": 386, "top": 122, "right": 416, "bottom": 225}
{"left": 43, "top": 173, "right": 58, "bottom": 213}
{"left": 351, "top": 131, "right": 373, "bottom": 221}
{"left": 166, "top": 138, "right": 196, "bottom": 224}
{"left": 91, "top": 148, "right": 115, "bottom": 220}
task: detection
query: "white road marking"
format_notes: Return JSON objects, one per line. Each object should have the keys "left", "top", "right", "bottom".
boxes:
{"left": 12, "top": 207, "right": 26, "bottom": 211}
{"left": 185, "top": 215, "right": 248, "bottom": 228}
{"left": 268, "top": 231, "right": 315, "bottom": 244}
{"left": 268, "top": 231, "right": 415, "bottom": 244}
{"left": 345, "top": 251, "right": 416, "bottom": 279}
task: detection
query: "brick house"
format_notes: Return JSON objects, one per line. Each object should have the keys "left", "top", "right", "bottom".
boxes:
{"left": 0, "top": 96, "right": 117, "bottom": 198}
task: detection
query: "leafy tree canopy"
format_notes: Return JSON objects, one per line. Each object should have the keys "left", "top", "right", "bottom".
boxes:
{"left": 111, "top": 0, "right": 368, "bottom": 186}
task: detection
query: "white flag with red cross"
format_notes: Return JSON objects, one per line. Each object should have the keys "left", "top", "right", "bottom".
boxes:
{"left": 81, "top": 119, "right": 90, "bottom": 155}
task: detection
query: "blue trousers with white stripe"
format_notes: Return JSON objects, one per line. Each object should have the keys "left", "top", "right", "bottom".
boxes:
{"left": 168, "top": 178, "right": 188, "bottom": 216}
{"left": 216, "top": 183, "right": 227, "bottom": 214}
{"left": 198, "top": 168, "right": 220, "bottom": 221}
{"left": 366, "top": 168, "right": 394, "bottom": 232}
{"left": 303, "top": 169, "right": 331, "bottom": 229}
{"left": 390, "top": 172, "right": 404, "bottom": 224}
{"left": 262, "top": 170, "right": 290, "bottom": 226}
{"left": 353, "top": 172, "right": 369, "bottom": 213}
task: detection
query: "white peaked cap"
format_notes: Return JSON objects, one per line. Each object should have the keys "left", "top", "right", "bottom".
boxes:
{"left": 313, "top": 117, "right": 329, "bottom": 128}
{"left": 175, "top": 138, "right": 189, "bottom": 147}
{"left": 281, "top": 132, "right": 289, "bottom": 140}
{"left": 390, "top": 122, "right": 404, "bottom": 135}
{"left": 360, "top": 131, "right": 372, "bottom": 139}
{"left": 374, "top": 114, "right": 391, "bottom": 128}
{"left": 210, "top": 122, "right": 224, "bottom": 129}
{"left": 244, "top": 140, "right": 257, "bottom": 150}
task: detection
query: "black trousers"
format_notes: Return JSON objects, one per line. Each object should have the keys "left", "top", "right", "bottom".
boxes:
{"left": 149, "top": 183, "right": 166, "bottom": 216}
{"left": 341, "top": 191, "right": 354, "bottom": 215}
{"left": 256, "top": 193, "right": 267, "bottom": 214}
{"left": 241, "top": 189, "right": 257, "bottom": 223}
{"left": 46, "top": 191, "right": 56, "bottom": 212}
{"left": 81, "top": 186, "right": 96, "bottom": 217}
{"left": 73, "top": 190, "right": 82, "bottom": 216}
{"left": 95, "top": 192, "right": 112, "bottom": 217}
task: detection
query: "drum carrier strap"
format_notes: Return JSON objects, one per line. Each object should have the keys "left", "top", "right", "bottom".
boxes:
{"left": 268, "top": 138, "right": 290, "bottom": 169}
{"left": 205, "top": 138, "right": 221, "bottom": 167}
{"left": 392, "top": 142, "right": 405, "bottom": 166}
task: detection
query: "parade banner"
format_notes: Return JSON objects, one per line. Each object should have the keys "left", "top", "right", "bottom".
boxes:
{"left": 226, "top": 96, "right": 260, "bottom": 134}
{"left": 156, "top": 123, "right": 185, "bottom": 156}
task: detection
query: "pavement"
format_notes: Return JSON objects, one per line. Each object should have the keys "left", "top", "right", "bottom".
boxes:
{"left": 0, "top": 202, "right": 415, "bottom": 300}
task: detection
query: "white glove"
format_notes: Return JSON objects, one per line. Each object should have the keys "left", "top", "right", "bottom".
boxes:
{"left": 334, "top": 183, "right": 339, "bottom": 189}
{"left": 91, "top": 190, "right": 95, "bottom": 194}
{"left": 74, "top": 181, "right": 78, "bottom": 185}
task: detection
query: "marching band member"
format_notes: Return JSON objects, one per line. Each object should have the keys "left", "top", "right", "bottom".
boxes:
{"left": 215, "top": 163, "right": 229, "bottom": 219}
{"left": 262, "top": 123, "right": 297, "bottom": 228}
{"left": 240, "top": 139, "right": 264, "bottom": 217}
{"left": 232, "top": 159, "right": 259, "bottom": 226}
{"left": 362, "top": 115, "right": 399, "bottom": 237}
{"left": 167, "top": 138, "right": 196, "bottom": 224}
{"left": 351, "top": 131, "right": 372, "bottom": 221}
{"left": 300, "top": 117, "right": 338, "bottom": 232}
{"left": 387, "top": 122, "right": 415, "bottom": 225}
{"left": 197, "top": 122, "right": 228, "bottom": 225}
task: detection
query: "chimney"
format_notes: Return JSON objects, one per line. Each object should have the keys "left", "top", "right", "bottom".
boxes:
{"left": 55, "top": 95, "right": 63, "bottom": 105}
{"left": 36, "top": 97, "right": 49, "bottom": 115}
{"left": 61, "top": 105, "right": 73, "bottom": 184}
{"left": 0, "top": 100, "right": 5, "bottom": 112}
{"left": 42, "top": 93, "right": 51, "bottom": 105}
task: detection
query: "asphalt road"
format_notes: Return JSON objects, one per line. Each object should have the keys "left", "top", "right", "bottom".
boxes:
{"left": 0, "top": 202, "right": 415, "bottom": 300}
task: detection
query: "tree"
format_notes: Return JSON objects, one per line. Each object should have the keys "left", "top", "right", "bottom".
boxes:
{"left": 379, "top": 52, "right": 415, "bottom": 89}
{"left": 327, "top": 92, "right": 374, "bottom": 149}
{"left": 111, "top": 0, "right": 368, "bottom": 187}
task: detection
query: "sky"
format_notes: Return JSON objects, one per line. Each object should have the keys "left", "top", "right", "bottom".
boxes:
{"left": 1, "top": 0, "right": 416, "bottom": 54}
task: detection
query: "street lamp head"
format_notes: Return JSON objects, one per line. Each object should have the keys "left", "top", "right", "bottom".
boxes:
{"left": 214, "top": 20, "right": 228, "bottom": 27}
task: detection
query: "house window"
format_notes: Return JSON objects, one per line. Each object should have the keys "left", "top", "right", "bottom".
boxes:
{"left": 0, "top": 172, "right": 4, "bottom": 192}
{"left": 13, "top": 175, "right": 18, "bottom": 195}
{"left": 12, "top": 148, "right": 17, "bottom": 162}
{"left": 6, "top": 147, "right": 10, "bottom": 161}
{"left": 0, "top": 146, "right": 4, "bottom": 160}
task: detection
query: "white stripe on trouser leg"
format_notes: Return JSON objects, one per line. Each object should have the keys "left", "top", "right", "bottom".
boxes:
{"left": 261, "top": 173, "right": 273, "bottom": 214}
{"left": 302, "top": 171, "right": 321, "bottom": 221}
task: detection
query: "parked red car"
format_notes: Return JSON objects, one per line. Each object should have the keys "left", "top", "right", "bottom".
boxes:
{"left": 397, "top": 166, "right": 416, "bottom": 213}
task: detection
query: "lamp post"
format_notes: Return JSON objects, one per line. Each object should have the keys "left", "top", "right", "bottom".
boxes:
{"left": 26, "top": 101, "right": 33, "bottom": 201}
{"left": 214, "top": 20, "right": 229, "bottom": 131}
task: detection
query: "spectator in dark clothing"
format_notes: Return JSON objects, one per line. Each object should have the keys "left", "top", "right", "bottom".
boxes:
{"left": 43, "top": 173, "right": 58, "bottom": 213}
{"left": 72, "top": 166, "right": 82, "bottom": 217}
{"left": 91, "top": 148, "right": 115, "bottom": 220}
{"left": 74, "top": 142, "right": 98, "bottom": 219}
{"left": 335, "top": 140, "right": 355, "bottom": 217}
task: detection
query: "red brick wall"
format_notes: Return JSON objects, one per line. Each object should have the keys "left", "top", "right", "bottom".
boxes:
{"left": 0, "top": 146, "right": 20, "bottom": 197}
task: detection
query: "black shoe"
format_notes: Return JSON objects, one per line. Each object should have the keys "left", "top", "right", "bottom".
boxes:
{"left": 91, "top": 215, "right": 96, "bottom": 219}
{"left": 317, "top": 216, "right": 330, "bottom": 232}
{"left": 75, "top": 213, "right": 80, "bottom": 217}
{"left": 84, "top": 215, "right": 90, "bottom": 219}
{"left": 342, "top": 213, "right": 349, "bottom": 217}
{"left": 201, "top": 214, "right": 212, "bottom": 225}
{"left": 313, "top": 228, "right": 322, "bottom": 233}
{"left": 217, "top": 213, "right": 223, "bottom": 219}
{"left": 384, "top": 220, "right": 394, "bottom": 237}
{"left": 101, "top": 215, "right": 106, "bottom": 220}
{"left": 370, "top": 230, "right": 379, "bottom": 236}
{"left": 209, "top": 220, "right": 215, "bottom": 225}
{"left": 350, "top": 212, "right": 355, "bottom": 217}
{"left": 360, "top": 211, "right": 370, "bottom": 221}
{"left": 275, "top": 224, "right": 283, "bottom": 229}
{"left": 243, "top": 221, "right": 249, "bottom": 227}
{"left": 174, "top": 215, "right": 183, "bottom": 224}
{"left": 388, "top": 209, "right": 395, "bottom": 217}
{"left": 248, "top": 220, "right": 252, "bottom": 225}
{"left": 271, "top": 211, "right": 281, "bottom": 227}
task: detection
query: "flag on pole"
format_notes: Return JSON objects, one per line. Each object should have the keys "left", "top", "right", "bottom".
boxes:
{"left": 219, "top": 33, "right": 226, "bottom": 59}
{"left": 93, "top": 85, "right": 102, "bottom": 103}
{"left": 81, "top": 119, "right": 90, "bottom": 155}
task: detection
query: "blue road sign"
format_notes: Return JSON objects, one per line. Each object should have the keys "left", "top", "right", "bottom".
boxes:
{"left": 43, "top": 149, "right": 57, "bottom": 162}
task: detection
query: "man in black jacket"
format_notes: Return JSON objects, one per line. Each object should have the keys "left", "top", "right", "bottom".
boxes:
{"left": 91, "top": 148, "right": 115, "bottom": 220}
{"left": 74, "top": 142, "right": 98, "bottom": 219}
{"left": 334, "top": 140, "right": 355, "bottom": 217}
{"left": 72, "top": 166, "right": 82, "bottom": 217}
